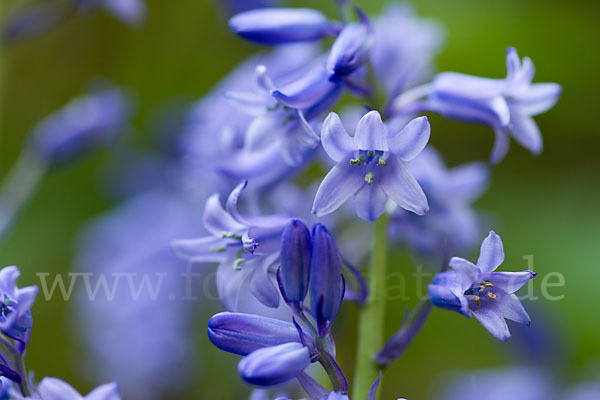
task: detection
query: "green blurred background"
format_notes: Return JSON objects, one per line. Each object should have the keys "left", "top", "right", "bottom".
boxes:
{"left": 0, "top": 0, "right": 599, "bottom": 398}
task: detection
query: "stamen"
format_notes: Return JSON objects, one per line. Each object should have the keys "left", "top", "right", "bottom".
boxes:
{"left": 480, "top": 281, "right": 494, "bottom": 288}
{"left": 221, "top": 232, "right": 242, "bottom": 240}
{"left": 365, "top": 172, "right": 374, "bottom": 185}
{"left": 378, "top": 158, "right": 387, "bottom": 167}
{"left": 266, "top": 103, "right": 281, "bottom": 112}
{"left": 474, "top": 295, "right": 481, "bottom": 307}
{"left": 487, "top": 292, "right": 497, "bottom": 299}
{"left": 233, "top": 258, "right": 245, "bottom": 270}
{"left": 281, "top": 115, "right": 294, "bottom": 126}
{"left": 350, "top": 155, "right": 367, "bottom": 165}
{"left": 210, "top": 247, "right": 226, "bottom": 253}
{"left": 367, "top": 150, "right": 375, "bottom": 157}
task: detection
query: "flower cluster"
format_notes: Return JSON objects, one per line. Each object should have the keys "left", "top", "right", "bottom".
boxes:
{"left": 0, "top": 0, "right": 563, "bottom": 399}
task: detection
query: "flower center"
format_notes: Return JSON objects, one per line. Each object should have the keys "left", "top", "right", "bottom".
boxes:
{"left": 349, "top": 150, "right": 387, "bottom": 185}
{"left": 0, "top": 296, "right": 15, "bottom": 321}
{"left": 464, "top": 281, "right": 496, "bottom": 307}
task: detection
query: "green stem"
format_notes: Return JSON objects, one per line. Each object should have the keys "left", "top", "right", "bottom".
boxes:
{"left": 352, "top": 213, "right": 389, "bottom": 400}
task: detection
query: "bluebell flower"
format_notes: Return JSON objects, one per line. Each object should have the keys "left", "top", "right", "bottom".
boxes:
{"left": 238, "top": 342, "right": 312, "bottom": 387}
{"left": 389, "top": 147, "right": 489, "bottom": 257}
{"left": 309, "top": 224, "right": 344, "bottom": 335}
{"left": 313, "top": 110, "right": 430, "bottom": 221}
{"left": 225, "top": 64, "right": 321, "bottom": 166}
{"left": 173, "top": 181, "right": 291, "bottom": 310}
{"left": 426, "top": 47, "right": 561, "bottom": 163}
{"left": 208, "top": 312, "right": 303, "bottom": 356}
{"left": 0, "top": 266, "right": 38, "bottom": 351}
{"left": 428, "top": 231, "right": 536, "bottom": 340}
{"left": 229, "top": 8, "right": 338, "bottom": 45}
{"left": 36, "top": 377, "right": 121, "bottom": 400}
{"left": 28, "top": 87, "right": 131, "bottom": 165}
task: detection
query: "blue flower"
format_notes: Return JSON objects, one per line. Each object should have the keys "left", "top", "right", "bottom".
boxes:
{"left": 428, "top": 231, "right": 536, "bottom": 340}
{"left": 238, "top": 342, "right": 312, "bottom": 387}
{"left": 389, "top": 147, "right": 489, "bottom": 257}
{"left": 229, "top": 8, "right": 338, "bottom": 45}
{"left": 427, "top": 47, "right": 561, "bottom": 163}
{"left": 28, "top": 87, "right": 131, "bottom": 165}
{"left": 279, "top": 219, "right": 312, "bottom": 306}
{"left": 36, "top": 377, "right": 121, "bottom": 400}
{"left": 173, "top": 181, "right": 290, "bottom": 310}
{"left": 313, "top": 110, "right": 430, "bottom": 221}
{"left": 0, "top": 266, "right": 38, "bottom": 351}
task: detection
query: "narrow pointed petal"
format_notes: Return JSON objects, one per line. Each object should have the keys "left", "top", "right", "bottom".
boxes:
{"left": 483, "top": 270, "right": 536, "bottom": 294}
{"left": 208, "top": 312, "right": 302, "bottom": 356}
{"left": 477, "top": 231, "right": 505, "bottom": 273}
{"left": 505, "top": 47, "right": 521, "bottom": 81}
{"left": 490, "top": 128, "right": 510, "bottom": 164}
{"left": 250, "top": 261, "right": 281, "bottom": 308}
{"left": 38, "top": 378, "right": 84, "bottom": 400}
{"left": 203, "top": 194, "right": 246, "bottom": 237}
{"left": 354, "top": 184, "right": 387, "bottom": 222}
{"left": 498, "top": 293, "right": 531, "bottom": 325}
{"left": 15, "top": 286, "right": 38, "bottom": 316}
{"left": 171, "top": 236, "right": 231, "bottom": 263}
{"left": 238, "top": 342, "right": 311, "bottom": 386}
{"left": 448, "top": 257, "right": 479, "bottom": 290}
{"left": 471, "top": 307, "right": 511, "bottom": 340}
{"left": 509, "top": 116, "right": 542, "bottom": 155}
{"left": 387, "top": 116, "right": 431, "bottom": 161}
{"left": 85, "top": 382, "right": 121, "bottom": 400}
{"left": 297, "top": 372, "right": 329, "bottom": 398}
{"left": 380, "top": 157, "right": 428, "bottom": 215}
{"left": 354, "top": 110, "right": 388, "bottom": 151}
{"left": 321, "top": 112, "right": 354, "bottom": 162}
{"left": 279, "top": 219, "right": 312, "bottom": 303}
{"left": 225, "top": 91, "right": 272, "bottom": 116}
{"left": 310, "top": 224, "right": 343, "bottom": 327}
{"left": 312, "top": 162, "right": 365, "bottom": 217}
{"left": 229, "top": 8, "right": 335, "bottom": 45}
{"left": 510, "top": 83, "right": 561, "bottom": 116}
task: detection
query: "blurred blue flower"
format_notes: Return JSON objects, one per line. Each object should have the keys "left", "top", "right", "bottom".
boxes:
{"left": 428, "top": 231, "right": 536, "bottom": 340}
{"left": 0, "top": 266, "right": 38, "bottom": 352}
{"left": 313, "top": 111, "right": 430, "bottom": 221}
{"left": 173, "top": 181, "right": 290, "bottom": 310}
{"left": 427, "top": 47, "right": 561, "bottom": 163}
{"left": 229, "top": 8, "right": 338, "bottom": 45}
{"left": 28, "top": 87, "right": 131, "bottom": 165}
{"left": 390, "top": 147, "right": 489, "bottom": 257}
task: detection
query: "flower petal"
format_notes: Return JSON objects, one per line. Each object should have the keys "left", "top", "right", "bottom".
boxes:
{"left": 484, "top": 270, "right": 536, "bottom": 294}
{"left": 471, "top": 307, "right": 511, "bottom": 341}
{"left": 238, "top": 342, "right": 311, "bottom": 387}
{"left": 38, "top": 378, "right": 84, "bottom": 400}
{"left": 509, "top": 116, "right": 542, "bottom": 155}
{"left": 379, "top": 157, "right": 428, "bottom": 215}
{"left": 428, "top": 283, "right": 469, "bottom": 317}
{"left": 271, "top": 64, "right": 339, "bottom": 110}
{"left": 476, "top": 231, "right": 505, "bottom": 273}
{"left": 171, "top": 236, "right": 232, "bottom": 263}
{"left": 203, "top": 194, "right": 246, "bottom": 237}
{"left": 85, "top": 382, "right": 121, "bottom": 400}
{"left": 354, "top": 110, "right": 388, "bottom": 151}
{"left": 497, "top": 293, "right": 530, "bottom": 325}
{"left": 490, "top": 128, "right": 510, "bottom": 164}
{"left": 353, "top": 184, "right": 387, "bottom": 222}
{"left": 321, "top": 112, "right": 354, "bottom": 162}
{"left": 250, "top": 259, "right": 280, "bottom": 308}
{"left": 387, "top": 116, "right": 430, "bottom": 161}
{"left": 510, "top": 83, "right": 561, "bottom": 116}
{"left": 312, "top": 162, "right": 365, "bottom": 217}
{"left": 448, "top": 257, "right": 479, "bottom": 290}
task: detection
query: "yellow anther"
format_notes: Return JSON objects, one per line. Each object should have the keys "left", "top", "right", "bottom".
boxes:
{"left": 480, "top": 281, "right": 494, "bottom": 288}
{"left": 474, "top": 295, "right": 481, "bottom": 307}
{"left": 487, "top": 292, "right": 497, "bottom": 299}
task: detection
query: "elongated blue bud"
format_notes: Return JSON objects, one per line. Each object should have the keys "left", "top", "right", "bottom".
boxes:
{"left": 238, "top": 342, "right": 311, "bottom": 387}
{"left": 326, "top": 23, "right": 373, "bottom": 78}
{"left": 229, "top": 8, "right": 337, "bottom": 45}
{"left": 309, "top": 224, "right": 343, "bottom": 334}
{"left": 279, "top": 219, "right": 312, "bottom": 305}
{"left": 208, "top": 312, "right": 302, "bottom": 356}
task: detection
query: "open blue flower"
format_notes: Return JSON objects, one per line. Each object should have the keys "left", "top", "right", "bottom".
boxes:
{"left": 0, "top": 266, "right": 38, "bottom": 351}
{"left": 173, "top": 181, "right": 291, "bottom": 310}
{"left": 313, "top": 110, "right": 430, "bottom": 221}
{"left": 427, "top": 47, "right": 561, "bottom": 163}
{"left": 428, "top": 231, "right": 536, "bottom": 340}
